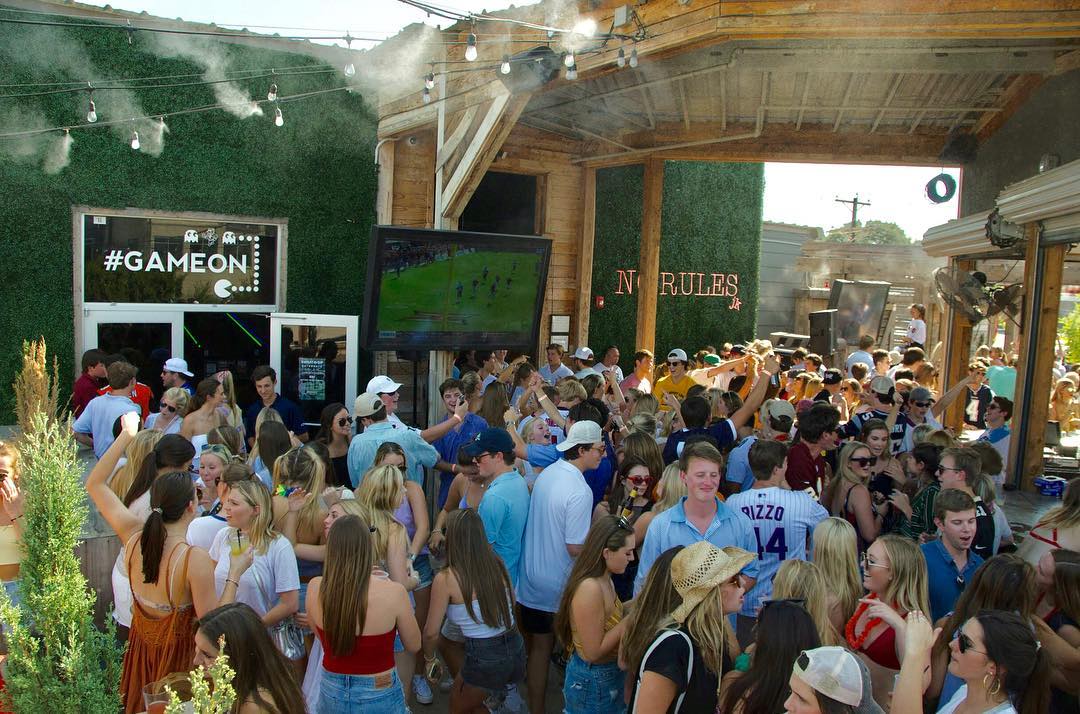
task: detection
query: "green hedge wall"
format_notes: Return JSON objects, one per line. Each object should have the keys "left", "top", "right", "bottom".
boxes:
{"left": 588, "top": 164, "right": 644, "bottom": 362}
{"left": 589, "top": 161, "right": 762, "bottom": 365}
{"left": 0, "top": 18, "right": 378, "bottom": 422}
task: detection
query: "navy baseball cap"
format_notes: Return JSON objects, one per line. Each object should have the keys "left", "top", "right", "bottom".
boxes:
{"left": 462, "top": 428, "right": 515, "bottom": 457}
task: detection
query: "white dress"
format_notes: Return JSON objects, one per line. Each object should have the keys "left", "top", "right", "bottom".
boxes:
{"left": 111, "top": 491, "right": 151, "bottom": 628}
{"left": 936, "top": 685, "right": 1017, "bottom": 714}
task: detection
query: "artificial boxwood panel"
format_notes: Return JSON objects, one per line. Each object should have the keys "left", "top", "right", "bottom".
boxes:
{"left": 588, "top": 164, "right": 644, "bottom": 362}
{"left": 657, "top": 161, "right": 762, "bottom": 353}
{"left": 588, "top": 161, "right": 762, "bottom": 369}
{"left": 0, "top": 20, "right": 377, "bottom": 422}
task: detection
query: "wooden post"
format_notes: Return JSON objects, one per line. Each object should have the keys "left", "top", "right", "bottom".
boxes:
{"left": 1008, "top": 227, "right": 1064, "bottom": 490}
{"left": 575, "top": 167, "right": 597, "bottom": 349}
{"left": 942, "top": 258, "right": 974, "bottom": 432}
{"left": 635, "top": 160, "right": 664, "bottom": 355}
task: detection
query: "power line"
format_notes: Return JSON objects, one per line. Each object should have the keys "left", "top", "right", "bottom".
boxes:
{"left": 0, "top": 85, "right": 350, "bottom": 139}
{"left": 0, "top": 63, "right": 335, "bottom": 89}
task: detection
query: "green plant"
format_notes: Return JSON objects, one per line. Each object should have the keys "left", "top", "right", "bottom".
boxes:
{"left": 0, "top": 409, "right": 124, "bottom": 712}
{"left": 12, "top": 337, "right": 61, "bottom": 433}
{"left": 1060, "top": 301, "right": 1080, "bottom": 363}
{"left": 164, "top": 636, "right": 236, "bottom": 714}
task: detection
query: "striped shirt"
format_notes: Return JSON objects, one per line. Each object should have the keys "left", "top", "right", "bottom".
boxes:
{"left": 726, "top": 486, "right": 829, "bottom": 616}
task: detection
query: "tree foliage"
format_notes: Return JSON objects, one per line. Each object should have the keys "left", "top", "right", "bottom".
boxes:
{"left": 0, "top": 411, "right": 124, "bottom": 712}
{"left": 1060, "top": 301, "right": 1080, "bottom": 364}
{"left": 825, "top": 219, "right": 913, "bottom": 245}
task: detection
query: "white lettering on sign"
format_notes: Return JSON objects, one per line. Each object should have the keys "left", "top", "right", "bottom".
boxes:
{"left": 102, "top": 250, "right": 249, "bottom": 275}
{"left": 610, "top": 268, "right": 743, "bottom": 310}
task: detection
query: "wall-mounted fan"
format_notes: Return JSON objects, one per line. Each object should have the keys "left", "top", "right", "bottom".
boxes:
{"left": 934, "top": 267, "right": 1024, "bottom": 325}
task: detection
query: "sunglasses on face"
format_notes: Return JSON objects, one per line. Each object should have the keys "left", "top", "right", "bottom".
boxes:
{"left": 937, "top": 465, "right": 963, "bottom": 475}
{"left": 913, "top": 401, "right": 933, "bottom": 408}
{"left": 626, "top": 475, "right": 651, "bottom": 486}
{"left": 381, "top": 390, "right": 400, "bottom": 398}
{"left": 954, "top": 630, "right": 985, "bottom": 655}
{"left": 849, "top": 456, "right": 875, "bottom": 468}
{"left": 337, "top": 416, "right": 353, "bottom": 427}
{"left": 161, "top": 402, "right": 178, "bottom": 413}
{"left": 860, "top": 552, "right": 889, "bottom": 570}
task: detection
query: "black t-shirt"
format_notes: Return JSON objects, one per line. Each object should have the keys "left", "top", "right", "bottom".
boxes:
{"left": 971, "top": 498, "right": 996, "bottom": 561}
{"left": 630, "top": 626, "right": 732, "bottom": 713}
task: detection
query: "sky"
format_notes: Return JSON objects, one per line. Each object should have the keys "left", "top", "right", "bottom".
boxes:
{"left": 76, "top": 0, "right": 962, "bottom": 239}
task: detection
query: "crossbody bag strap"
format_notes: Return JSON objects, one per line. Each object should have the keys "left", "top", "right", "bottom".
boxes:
{"left": 632, "top": 629, "right": 695, "bottom": 714}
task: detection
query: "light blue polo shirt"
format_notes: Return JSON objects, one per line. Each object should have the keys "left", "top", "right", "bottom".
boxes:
{"left": 478, "top": 469, "right": 531, "bottom": 587}
{"left": 72, "top": 393, "right": 140, "bottom": 459}
{"left": 634, "top": 496, "right": 759, "bottom": 595}
{"left": 724, "top": 436, "right": 757, "bottom": 492}
{"left": 347, "top": 421, "right": 438, "bottom": 487}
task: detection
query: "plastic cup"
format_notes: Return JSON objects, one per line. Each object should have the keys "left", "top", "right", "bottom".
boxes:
{"left": 229, "top": 531, "right": 249, "bottom": 557}
{"left": 143, "top": 684, "right": 170, "bottom": 714}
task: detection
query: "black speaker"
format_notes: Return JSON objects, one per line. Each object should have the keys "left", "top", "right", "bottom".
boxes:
{"left": 497, "top": 46, "right": 561, "bottom": 94}
{"left": 809, "top": 310, "right": 837, "bottom": 356}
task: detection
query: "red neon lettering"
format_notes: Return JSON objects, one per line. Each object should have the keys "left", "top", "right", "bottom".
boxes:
{"left": 616, "top": 269, "right": 637, "bottom": 295}
{"left": 679, "top": 272, "right": 695, "bottom": 295}
{"left": 660, "top": 272, "right": 676, "bottom": 296}
{"left": 712, "top": 273, "right": 725, "bottom": 295}
{"left": 726, "top": 273, "right": 739, "bottom": 297}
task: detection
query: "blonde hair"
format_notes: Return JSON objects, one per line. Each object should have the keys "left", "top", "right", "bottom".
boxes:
{"left": 110, "top": 429, "right": 163, "bottom": 498}
{"left": 654, "top": 462, "right": 687, "bottom": 513}
{"left": 1038, "top": 478, "right": 1080, "bottom": 530}
{"left": 0, "top": 441, "right": 19, "bottom": 478}
{"left": 876, "top": 534, "right": 930, "bottom": 615}
{"left": 812, "top": 518, "right": 862, "bottom": 623}
{"left": 837, "top": 441, "right": 871, "bottom": 488}
{"left": 355, "top": 464, "right": 407, "bottom": 564}
{"left": 631, "top": 393, "right": 659, "bottom": 417}
{"left": 247, "top": 407, "right": 285, "bottom": 467}
{"left": 773, "top": 560, "right": 843, "bottom": 646}
{"left": 925, "top": 429, "right": 957, "bottom": 449}
{"left": 272, "top": 447, "right": 327, "bottom": 542}
{"left": 627, "top": 413, "right": 657, "bottom": 437}
{"left": 161, "top": 387, "right": 191, "bottom": 417}
{"left": 556, "top": 379, "right": 587, "bottom": 404}
{"left": 660, "top": 588, "right": 734, "bottom": 697}
{"left": 215, "top": 370, "right": 243, "bottom": 429}
{"left": 228, "top": 479, "right": 278, "bottom": 554}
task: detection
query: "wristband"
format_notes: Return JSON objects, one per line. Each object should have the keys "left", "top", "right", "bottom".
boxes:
{"left": 451, "top": 463, "right": 458, "bottom": 474}
{"left": 538, "top": 393, "right": 548, "bottom": 401}
{"left": 451, "top": 413, "right": 463, "bottom": 423}
{"left": 226, "top": 578, "right": 239, "bottom": 587}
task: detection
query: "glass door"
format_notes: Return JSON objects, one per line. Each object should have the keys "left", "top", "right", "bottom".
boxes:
{"left": 269, "top": 313, "right": 359, "bottom": 433}
{"left": 83, "top": 310, "right": 183, "bottom": 400}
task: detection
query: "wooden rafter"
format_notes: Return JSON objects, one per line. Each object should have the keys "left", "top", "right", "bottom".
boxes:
{"left": 870, "top": 73, "right": 904, "bottom": 133}
{"left": 972, "top": 73, "right": 1045, "bottom": 140}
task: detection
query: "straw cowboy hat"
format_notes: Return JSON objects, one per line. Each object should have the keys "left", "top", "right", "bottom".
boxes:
{"left": 670, "top": 542, "right": 755, "bottom": 623}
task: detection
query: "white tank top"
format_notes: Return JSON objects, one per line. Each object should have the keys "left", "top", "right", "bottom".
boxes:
{"left": 446, "top": 599, "right": 514, "bottom": 639}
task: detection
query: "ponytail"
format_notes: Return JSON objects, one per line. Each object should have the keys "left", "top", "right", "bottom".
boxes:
{"left": 124, "top": 434, "right": 195, "bottom": 507}
{"left": 139, "top": 472, "right": 195, "bottom": 584}
{"left": 1016, "top": 642, "right": 1051, "bottom": 714}
{"left": 975, "top": 610, "right": 1052, "bottom": 714}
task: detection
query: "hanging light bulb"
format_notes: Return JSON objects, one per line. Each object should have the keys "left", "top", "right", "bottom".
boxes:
{"left": 629, "top": 47, "right": 639, "bottom": 68}
{"left": 344, "top": 62, "right": 356, "bottom": 77}
{"left": 274, "top": 107, "right": 284, "bottom": 127}
{"left": 500, "top": 55, "right": 511, "bottom": 75}
{"left": 423, "top": 87, "right": 432, "bottom": 104}
{"left": 86, "top": 95, "right": 98, "bottom": 123}
{"left": 130, "top": 129, "right": 140, "bottom": 151}
{"left": 267, "top": 83, "right": 278, "bottom": 101}
{"left": 617, "top": 47, "right": 626, "bottom": 68}
{"left": 425, "top": 71, "right": 435, "bottom": 90}
{"left": 566, "top": 63, "right": 578, "bottom": 81}
{"left": 465, "top": 33, "right": 478, "bottom": 62}
{"left": 564, "top": 50, "right": 575, "bottom": 68}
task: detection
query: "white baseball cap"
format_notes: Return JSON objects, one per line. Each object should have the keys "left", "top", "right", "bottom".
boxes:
{"left": 667, "top": 348, "right": 688, "bottom": 363}
{"left": 793, "top": 646, "right": 864, "bottom": 707}
{"left": 556, "top": 420, "right": 603, "bottom": 452}
{"left": 366, "top": 375, "right": 403, "bottom": 394}
{"left": 163, "top": 357, "right": 193, "bottom": 377}
{"left": 572, "top": 347, "right": 594, "bottom": 361}
{"left": 354, "top": 392, "right": 385, "bottom": 418}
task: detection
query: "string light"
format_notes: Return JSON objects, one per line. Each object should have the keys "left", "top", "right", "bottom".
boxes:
{"left": 564, "top": 50, "right": 575, "bottom": 68}
{"left": 465, "top": 33, "right": 478, "bottom": 61}
{"left": 267, "top": 82, "right": 278, "bottom": 101}
{"left": 129, "top": 127, "right": 140, "bottom": 150}
{"left": 425, "top": 71, "right": 435, "bottom": 89}
{"left": 500, "top": 55, "right": 511, "bottom": 75}
{"left": 422, "top": 87, "right": 432, "bottom": 103}
{"left": 629, "top": 47, "right": 639, "bottom": 68}
{"left": 86, "top": 89, "right": 97, "bottom": 123}
{"left": 274, "top": 107, "right": 284, "bottom": 126}
{"left": 343, "top": 34, "right": 356, "bottom": 77}
{"left": 566, "top": 63, "right": 577, "bottom": 81}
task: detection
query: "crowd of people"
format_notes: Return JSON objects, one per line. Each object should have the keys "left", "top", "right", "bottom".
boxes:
{"left": 0, "top": 338, "right": 1077, "bottom": 714}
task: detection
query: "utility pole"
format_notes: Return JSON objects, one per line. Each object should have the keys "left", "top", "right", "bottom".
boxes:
{"left": 835, "top": 194, "right": 871, "bottom": 242}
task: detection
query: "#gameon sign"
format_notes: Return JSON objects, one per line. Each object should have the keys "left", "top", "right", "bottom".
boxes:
{"left": 613, "top": 269, "right": 742, "bottom": 310}
{"left": 100, "top": 231, "right": 262, "bottom": 299}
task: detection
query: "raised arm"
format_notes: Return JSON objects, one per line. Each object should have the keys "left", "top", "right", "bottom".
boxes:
{"left": 85, "top": 412, "right": 146, "bottom": 541}
{"left": 729, "top": 356, "right": 780, "bottom": 429}
{"left": 503, "top": 409, "right": 530, "bottom": 460}
{"left": 930, "top": 374, "right": 973, "bottom": 417}
{"left": 419, "top": 399, "right": 468, "bottom": 443}
{"left": 532, "top": 384, "right": 566, "bottom": 429}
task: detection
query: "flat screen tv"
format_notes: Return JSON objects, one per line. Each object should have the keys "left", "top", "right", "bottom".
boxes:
{"left": 361, "top": 225, "right": 552, "bottom": 350}
{"left": 827, "top": 279, "right": 891, "bottom": 344}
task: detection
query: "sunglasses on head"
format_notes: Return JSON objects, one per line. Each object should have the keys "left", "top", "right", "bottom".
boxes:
{"left": 849, "top": 456, "right": 875, "bottom": 467}
{"left": 615, "top": 515, "right": 633, "bottom": 532}
{"left": 337, "top": 416, "right": 353, "bottom": 427}
{"left": 760, "top": 598, "right": 807, "bottom": 616}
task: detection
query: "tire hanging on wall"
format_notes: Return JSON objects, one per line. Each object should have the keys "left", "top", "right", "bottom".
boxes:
{"left": 926, "top": 173, "right": 957, "bottom": 204}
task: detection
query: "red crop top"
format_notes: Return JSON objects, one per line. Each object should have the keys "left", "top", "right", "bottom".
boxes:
{"left": 315, "top": 626, "right": 397, "bottom": 675}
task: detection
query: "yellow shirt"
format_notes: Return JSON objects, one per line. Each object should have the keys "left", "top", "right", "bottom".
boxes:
{"left": 654, "top": 374, "right": 696, "bottom": 410}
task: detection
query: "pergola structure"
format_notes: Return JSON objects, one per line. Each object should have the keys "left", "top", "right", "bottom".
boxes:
{"left": 924, "top": 158, "right": 1080, "bottom": 490}
{"left": 369, "top": 1, "right": 1080, "bottom": 424}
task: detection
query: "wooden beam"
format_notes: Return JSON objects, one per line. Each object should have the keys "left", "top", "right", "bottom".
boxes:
{"left": 942, "top": 258, "right": 974, "bottom": 433}
{"left": 972, "top": 73, "right": 1045, "bottom": 141}
{"left": 575, "top": 167, "right": 597, "bottom": 348}
{"left": 678, "top": 79, "right": 691, "bottom": 131}
{"left": 440, "top": 91, "right": 532, "bottom": 220}
{"left": 871, "top": 73, "right": 904, "bottom": 133}
{"left": 375, "top": 139, "right": 395, "bottom": 224}
{"left": 435, "top": 105, "right": 479, "bottom": 171}
{"left": 636, "top": 160, "right": 664, "bottom": 356}
{"left": 1009, "top": 230, "right": 1064, "bottom": 490}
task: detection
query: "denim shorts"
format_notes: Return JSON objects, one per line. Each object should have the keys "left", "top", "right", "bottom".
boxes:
{"left": 463, "top": 629, "right": 526, "bottom": 691}
{"left": 562, "top": 653, "right": 624, "bottom": 714}
{"left": 413, "top": 554, "right": 434, "bottom": 590}
{"left": 317, "top": 669, "right": 408, "bottom": 713}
